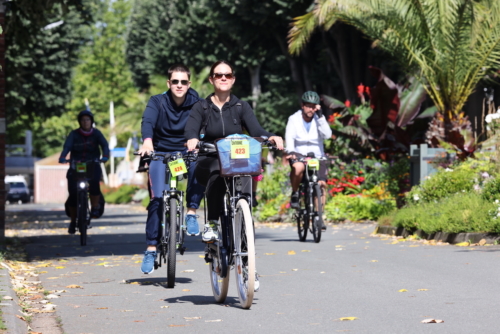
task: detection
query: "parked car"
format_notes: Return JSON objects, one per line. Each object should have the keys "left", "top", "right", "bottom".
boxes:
{"left": 5, "top": 175, "right": 31, "bottom": 204}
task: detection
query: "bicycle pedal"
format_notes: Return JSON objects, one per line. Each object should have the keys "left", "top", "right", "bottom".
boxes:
{"left": 204, "top": 254, "right": 212, "bottom": 263}
{"left": 179, "top": 247, "right": 186, "bottom": 255}
{"left": 154, "top": 261, "right": 159, "bottom": 270}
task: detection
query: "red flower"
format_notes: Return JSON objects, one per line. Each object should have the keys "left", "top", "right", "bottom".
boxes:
{"left": 328, "top": 114, "right": 336, "bottom": 123}
{"left": 365, "top": 86, "right": 371, "bottom": 99}
{"left": 357, "top": 84, "right": 365, "bottom": 98}
{"left": 344, "top": 100, "right": 351, "bottom": 107}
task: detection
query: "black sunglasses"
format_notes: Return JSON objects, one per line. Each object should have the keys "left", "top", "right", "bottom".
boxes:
{"left": 170, "top": 79, "right": 189, "bottom": 85}
{"left": 213, "top": 73, "right": 234, "bottom": 80}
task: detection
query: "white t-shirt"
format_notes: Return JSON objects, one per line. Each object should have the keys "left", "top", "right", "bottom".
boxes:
{"left": 285, "top": 110, "right": 332, "bottom": 158}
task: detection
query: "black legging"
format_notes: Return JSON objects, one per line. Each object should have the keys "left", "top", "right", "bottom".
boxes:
{"left": 195, "top": 155, "right": 251, "bottom": 221}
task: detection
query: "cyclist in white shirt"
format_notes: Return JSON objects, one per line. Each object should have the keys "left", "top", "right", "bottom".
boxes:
{"left": 285, "top": 91, "right": 332, "bottom": 229}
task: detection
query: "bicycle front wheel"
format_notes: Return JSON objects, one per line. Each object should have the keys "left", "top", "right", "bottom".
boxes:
{"left": 297, "top": 190, "right": 308, "bottom": 242}
{"left": 77, "top": 192, "right": 88, "bottom": 246}
{"left": 311, "top": 184, "right": 322, "bottom": 243}
{"left": 234, "top": 199, "right": 255, "bottom": 309}
{"left": 167, "top": 197, "right": 178, "bottom": 288}
{"left": 209, "top": 245, "right": 229, "bottom": 303}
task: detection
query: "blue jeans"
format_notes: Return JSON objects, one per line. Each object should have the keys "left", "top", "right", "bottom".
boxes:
{"left": 145, "top": 151, "right": 205, "bottom": 246}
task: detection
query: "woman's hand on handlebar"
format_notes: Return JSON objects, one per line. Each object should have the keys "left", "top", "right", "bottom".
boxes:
{"left": 138, "top": 140, "right": 154, "bottom": 156}
{"left": 269, "top": 136, "right": 284, "bottom": 150}
{"left": 186, "top": 138, "right": 199, "bottom": 151}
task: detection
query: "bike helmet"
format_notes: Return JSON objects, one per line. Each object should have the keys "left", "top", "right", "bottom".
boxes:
{"left": 301, "top": 91, "right": 320, "bottom": 104}
{"left": 77, "top": 110, "right": 94, "bottom": 124}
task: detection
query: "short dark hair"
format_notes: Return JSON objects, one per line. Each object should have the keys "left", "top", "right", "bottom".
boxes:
{"left": 168, "top": 64, "right": 191, "bottom": 80}
{"left": 209, "top": 60, "right": 235, "bottom": 77}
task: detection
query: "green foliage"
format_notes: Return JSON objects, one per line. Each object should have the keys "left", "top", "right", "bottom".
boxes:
{"left": 381, "top": 193, "right": 500, "bottom": 234}
{"left": 325, "top": 194, "right": 395, "bottom": 222}
{"left": 406, "top": 156, "right": 496, "bottom": 205}
{"left": 481, "top": 177, "right": 500, "bottom": 203}
{"left": 6, "top": 1, "right": 91, "bottom": 156}
{"left": 103, "top": 185, "right": 139, "bottom": 204}
{"left": 289, "top": 0, "right": 500, "bottom": 118}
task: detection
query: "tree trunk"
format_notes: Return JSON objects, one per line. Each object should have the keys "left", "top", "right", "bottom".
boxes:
{"left": 248, "top": 64, "right": 262, "bottom": 110}
{"left": 331, "top": 25, "right": 356, "bottom": 103}
{"left": 274, "top": 32, "right": 304, "bottom": 102}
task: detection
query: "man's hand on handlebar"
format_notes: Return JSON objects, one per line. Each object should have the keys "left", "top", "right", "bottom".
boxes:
{"left": 138, "top": 140, "right": 154, "bottom": 156}
{"left": 186, "top": 138, "right": 199, "bottom": 152}
{"left": 268, "top": 136, "right": 284, "bottom": 150}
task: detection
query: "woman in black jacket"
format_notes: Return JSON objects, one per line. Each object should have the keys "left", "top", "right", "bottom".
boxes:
{"left": 185, "top": 60, "right": 283, "bottom": 245}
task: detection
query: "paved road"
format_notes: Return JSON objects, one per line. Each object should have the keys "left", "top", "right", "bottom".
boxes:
{"left": 7, "top": 203, "right": 500, "bottom": 333}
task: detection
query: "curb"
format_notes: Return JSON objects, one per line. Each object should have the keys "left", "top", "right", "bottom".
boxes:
{"left": 375, "top": 225, "right": 500, "bottom": 244}
{"left": 0, "top": 264, "right": 27, "bottom": 334}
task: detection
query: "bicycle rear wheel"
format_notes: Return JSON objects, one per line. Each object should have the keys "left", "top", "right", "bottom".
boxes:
{"left": 297, "top": 189, "right": 308, "bottom": 242}
{"left": 311, "top": 184, "right": 322, "bottom": 243}
{"left": 77, "top": 192, "right": 88, "bottom": 246}
{"left": 234, "top": 199, "right": 255, "bottom": 309}
{"left": 167, "top": 197, "right": 177, "bottom": 288}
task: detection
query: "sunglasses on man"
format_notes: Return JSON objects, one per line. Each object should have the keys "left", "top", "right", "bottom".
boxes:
{"left": 170, "top": 79, "right": 190, "bottom": 85}
{"left": 213, "top": 73, "right": 234, "bottom": 80}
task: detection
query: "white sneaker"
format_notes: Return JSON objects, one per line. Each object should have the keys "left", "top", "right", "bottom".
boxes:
{"left": 202, "top": 222, "right": 219, "bottom": 243}
{"left": 254, "top": 272, "right": 260, "bottom": 292}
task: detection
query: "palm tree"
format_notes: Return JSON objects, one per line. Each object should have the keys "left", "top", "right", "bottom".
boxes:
{"left": 289, "top": 0, "right": 500, "bottom": 147}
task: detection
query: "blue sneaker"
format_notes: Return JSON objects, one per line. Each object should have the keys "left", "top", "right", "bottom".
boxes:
{"left": 185, "top": 214, "right": 200, "bottom": 236}
{"left": 141, "top": 250, "right": 157, "bottom": 274}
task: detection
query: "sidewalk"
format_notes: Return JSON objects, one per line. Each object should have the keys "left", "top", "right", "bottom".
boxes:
{"left": 0, "top": 263, "right": 26, "bottom": 334}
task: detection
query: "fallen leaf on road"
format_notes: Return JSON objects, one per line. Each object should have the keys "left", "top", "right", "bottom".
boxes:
{"left": 55, "top": 266, "right": 65, "bottom": 269}
{"left": 134, "top": 320, "right": 145, "bottom": 323}
{"left": 97, "top": 307, "right": 108, "bottom": 310}
{"left": 320, "top": 271, "right": 325, "bottom": 274}
{"left": 3, "top": 296, "right": 13, "bottom": 300}
{"left": 455, "top": 242, "right": 470, "bottom": 247}
{"left": 16, "top": 315, "right": 25, "bottom": 321}
{"left": 128, "top": 282, "right": 139, "bottom": 285}
{"left": 370, "top": 260, "right": 378, "bottom": 262}
{"left": 182, "top": 270, "right": 195, "bottom": 273}
{"left": 421, "top": 318, "right": 444, "bottom": 323}
{"left": 198, "top": 255, "right": 204, "bottom": 258}
{"left": 391, "top": 240, "right": 399, "bottom": 244}
{"left": 399, "top": 289, "right": 408, "bottom": 292}
{"left": 418, "top": 289, "right": 429, "bottom": 291}
{"left": 96, "top": 262, "right": 108, "bottom": 266}
{"left": 47, "top": 277, "right": 59, "bottom": 280}
{"left": 184, "top": 317, "right": 201, "bottom": 320}
{"left": 292, "top": 269, "right": 298, "bottom": 271}
{"left": 121, "top": 310, "right": 133, "bottom": 312}
{"left": 182, "top": 289, "right": 190, "bottom": 292}
{"left": 301, "top": 250, "right": 311, "bottom": 252}
{"left": 288, "top": 251, "right": 296, "bottom": 255}
{"left": 134, "top": 261, "right": 142, "bottom": 263}
{"left": 409, "top": 245, "right": 419, "bottom": 247}
{"left": 38, "top": 271, "right": 47, "bottom": 274}
{"left": 36, "top": 263, "right": 52, "bottom": 268}
{"left": 479, "top": 239, "right": 486, "bottom": 246}
{"left": 339, "top": 317, "right": 358, "bottom": 321}
{"left": 71, "top": 272, "right": 83, "bottom": 274}
{"left": 66, "top": 285, "right": 83, "bottom": 289}
{"left": 264, "top": 253, "right": 275, "bottom": 255}
{"left": 169, "top": 324, "right": 187, "bottom": 327}
{"left": 160, "top": 306, "right": 169, "bottom": 308}
{"left": 46, "top": 294, "right": 59, "bottom": 299}
{"left": 205, "top": 319, "right": 222, "bottom": 322}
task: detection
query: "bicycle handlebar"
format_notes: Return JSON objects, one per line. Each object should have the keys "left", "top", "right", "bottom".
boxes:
{"left": 133, "top": 150, "right": 199, "bottom": 163}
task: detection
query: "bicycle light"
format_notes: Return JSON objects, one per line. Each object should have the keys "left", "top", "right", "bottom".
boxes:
{"left": 79, "top": 181, "right": 87, "bottom": 189}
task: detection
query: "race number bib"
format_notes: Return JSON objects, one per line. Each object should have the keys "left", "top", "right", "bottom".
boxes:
{"left": 76, "top": 162, "right": 87, "bottom": 173}
{"left": 230, "top": 139, "right": 250, "bottom": 159}
{"left": 307, "top": 158, "right": 320, "bottom": 170}
{"left": 168, "top": 158, "right": 187, "bottom": 176}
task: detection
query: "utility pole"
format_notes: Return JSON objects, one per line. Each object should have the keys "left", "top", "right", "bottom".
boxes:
{"left": 0, "top": 2, "right": 6, "bottom": 246}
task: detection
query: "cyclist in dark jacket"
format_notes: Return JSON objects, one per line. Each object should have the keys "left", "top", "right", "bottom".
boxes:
{"left": 138, "top": 63, "right": 205, "bottom": 275}
{"left": 185, "top": 60, "right": 284, "bottom": 241}
{"left": 59, "top": 110, "right": 109, "bottom": 234}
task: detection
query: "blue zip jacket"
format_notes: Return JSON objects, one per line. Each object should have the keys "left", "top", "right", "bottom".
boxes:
{"left": 141, "top": 88, "right": 201, "bottom": 152}
{"left": 59, "top": 128, "right": 110, "bottom": 162}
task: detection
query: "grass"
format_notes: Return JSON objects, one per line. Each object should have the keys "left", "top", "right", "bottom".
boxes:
{"left": 379, "top": 192, "right": 500, "bottom": 234}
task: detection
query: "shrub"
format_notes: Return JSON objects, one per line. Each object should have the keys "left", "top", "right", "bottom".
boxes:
{"left": 381, "top": 192, "right": 500, "bottom": 233}
{"left": 103, "top": 185, "right": 140, "bottom": 204}
{"left": 324, "top": 194, "right": 396, "bottom": 222}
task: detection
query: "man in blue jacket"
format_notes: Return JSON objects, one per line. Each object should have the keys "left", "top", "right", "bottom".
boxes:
{"left": 137, "top": 64, "right": 205, "bottom": 274}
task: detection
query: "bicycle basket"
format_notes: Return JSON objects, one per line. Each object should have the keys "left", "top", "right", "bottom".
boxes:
{"left": 215, "top": 134, "right": 262, "bottom": 177}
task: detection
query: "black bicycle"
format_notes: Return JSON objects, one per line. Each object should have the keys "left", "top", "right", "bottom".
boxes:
{"left": 64, "top": 159, "right": 104, "bottom": 246}
{"left": 135, "top": 150, "right": 198, "bottom": 288}
{"left": 198, "top": 136, "right": 275, "bottom": 309}
{"left": 294, "top": 153, "right": 327, "bottom": 243}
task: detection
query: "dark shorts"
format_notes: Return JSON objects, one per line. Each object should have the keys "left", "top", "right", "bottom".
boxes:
{"left": 289, "top": 153, "right": 328, "bottom": 181}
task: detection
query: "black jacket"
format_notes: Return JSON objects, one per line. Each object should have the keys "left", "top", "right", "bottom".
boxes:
{"left": 184, "top": 94, "right": 274, "bottom": 143}
{"left": 141, "top": 88, "right": 201, "bottom": 152}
